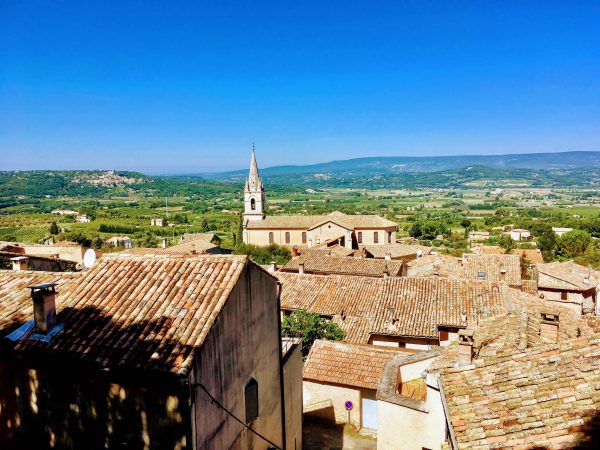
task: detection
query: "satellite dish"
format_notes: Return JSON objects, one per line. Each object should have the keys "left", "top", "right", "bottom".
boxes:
{"left": 83, "top": 249, "right": 97, "bottom": 269}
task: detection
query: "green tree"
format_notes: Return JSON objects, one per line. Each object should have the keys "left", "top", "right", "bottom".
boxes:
{"left": 557, "top": 229, "right": 591, "bottom": 259}
{"left": 48, "top": 221, "right": 59, "bottom": 235}
{"left": 93, "top": 236, "right": 104, "bottom": 249}
{"left": 498, "top": 234, "right": 514, "bottom": 252}
{"left": 575, "top": 242, "right": 600, "bottom": 269}
{"left": 64, "top": 232, "right": 92, "bottom": 248}
{"left": 532, "top": 223, "right": 557, "bottom": 261}
{"left": 199, "top": 219, "right": 209, "bottom": 232}
{"left": 281, "top": 310, "right": 345, "bottom": 356}
{"left": 139, "top": 231, "right": 157, "bottom": 248}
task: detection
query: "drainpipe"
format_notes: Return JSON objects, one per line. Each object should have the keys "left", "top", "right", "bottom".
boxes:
{"left": 276, "top": 281, "right": 287, "bottom": 450}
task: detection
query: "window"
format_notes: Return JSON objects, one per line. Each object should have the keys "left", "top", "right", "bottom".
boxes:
{"left": 269, "top": 232, "right": 274, "bottom": 244}
{"left": 357, "top": 232, "right": 363, "bottom": 244}
{"left": 388, "top": 232, "right": 392, "bottom": 244}
{"left": 245, "top": 378, "right": 259, "bottom": 423}
{"left": 250, "top": 198, "right": 256, "bottom": 210}
{"left": 302, "top": 232, "right": 307, "bottom": 244}
{"left": 561, "top": 292, "right": 568, "bottom": 300}
{"left": 374, "top": 232, "right": 379, "bottom": 244}
{"left": 285, "top": 232, "right": 290, "bottom": 244}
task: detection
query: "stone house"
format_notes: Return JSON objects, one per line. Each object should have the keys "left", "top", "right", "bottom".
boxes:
{"left": 104, "top": 236, "right": 132, "bottom": 248}
{"left": 0, "top": 255, "right": 300, "bottom": 450}
{"left": 303, "top": 340, "right": 414, "bottom": 430}
{"left": 534, "top": 261, "right": 599, "bottom": 314}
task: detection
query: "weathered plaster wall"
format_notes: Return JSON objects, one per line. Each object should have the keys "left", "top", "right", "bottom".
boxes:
{"left": 303, "top": 380, "right": 362, "bottom": 428}
{"left": 377, "top": 384, "right": 446, "bottom": 450}
{"left": 191, "top": 265, "right": 284, "bottom": 450}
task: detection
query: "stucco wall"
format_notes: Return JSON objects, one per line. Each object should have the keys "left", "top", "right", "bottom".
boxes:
{"left": 283, "top": 342, "right": 303, "bottom": 450}
{"left": 21, "top": 245, "right": 86, "bottom": 264}
{"left": 370, "top": 334, "right": 438, "bottom": 350}
{"left": 377, "top": 383, "right": 446, "bottom": 450}
{"left": 191, "top": 264, "right": 284, "bottom": 450}
{"left": 356, "top": 228, "right": 395, "bottom": 245}
{"left": 303, "top": 380, "right": 362, "bottom": 428}
{"left": 307, "top": 222, "right": 353, "bottom": 248}
{"left": 244, "top": 229, "right": 307, "bottom": 247}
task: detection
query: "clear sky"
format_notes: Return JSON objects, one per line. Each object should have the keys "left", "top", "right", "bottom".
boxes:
{"left": 1, "top": 1, "right": 599, "bottom": 173}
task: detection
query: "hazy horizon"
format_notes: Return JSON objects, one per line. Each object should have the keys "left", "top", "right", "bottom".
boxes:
{"left": 2, "top": 1, "right": 599, "bottom": 173}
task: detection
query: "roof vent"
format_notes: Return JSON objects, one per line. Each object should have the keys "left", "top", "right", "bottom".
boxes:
{"left": 29, "top": 283, "right": 57, "bottom": 335}
{"left": 298, "top": 262, "right": 305, "bottom": 274}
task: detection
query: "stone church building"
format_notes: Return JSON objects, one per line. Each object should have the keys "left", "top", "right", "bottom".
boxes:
{"left": 243, "top": 148, "right": 397, "bottom": 249}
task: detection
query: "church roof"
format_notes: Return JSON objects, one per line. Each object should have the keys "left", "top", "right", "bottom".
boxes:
{"left": 245, "top": 211, "right": 397, "bottom": 230}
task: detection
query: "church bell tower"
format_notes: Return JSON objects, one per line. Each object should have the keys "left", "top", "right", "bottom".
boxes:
{"left": 243, "top": 144, "right": 266, "bottom": 221}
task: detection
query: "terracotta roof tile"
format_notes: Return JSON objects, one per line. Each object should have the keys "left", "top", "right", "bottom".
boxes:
{"left": 280, "top": 254, "right": 404, "bottom": 278}
{"left": 278, "top": 273, "right": 508, "bottom": 341}
{"left": 462, "top": 253, "right": 522, "bottom": 286}
{"left": 0, "top": 255, "right": 249, "bottom": 376}
{"left": 435, "top": 289, "right": 600, "bottom": 449}
{"left": 303, "top": 339, "right": 414, "bottom": 389}
{"left": 536, "top": 261, "right": 599, "bottom": 291}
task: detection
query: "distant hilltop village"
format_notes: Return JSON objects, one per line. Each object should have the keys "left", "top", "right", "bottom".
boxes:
{"left": 242, "top": 147, "right": 397, "bottom": 248}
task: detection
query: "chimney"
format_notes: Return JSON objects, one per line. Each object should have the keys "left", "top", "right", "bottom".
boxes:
{"left": 540, "top": 311, "right": 559, "bottom": 343}
{"left": 298, "top": 262, "right": 305, "bottom": 274}
{"left": 460, "top": 311, "right": 468, "bottom": 326}
{"left": 383, "top": 265, "right": 390, "bottom": 278}
{"left": 458, "top": 329, "right": 474, "bottom": 365}
{"left": 29, "top": 283, "right": 57, "bottom": 335}
{"left": 292, "top": 246, "right": 299, "bottom": 257}
{"left": 11, "top": 256, "right": 29, "bottom": 271}
{"left": 162, "top": 237, "right": 168, "bottom": 248}
{"left": 385, "top": 253, "right": 392, "bottom": 261}
{"left": 268, "top": 261, "right": 277, "bottom": 273}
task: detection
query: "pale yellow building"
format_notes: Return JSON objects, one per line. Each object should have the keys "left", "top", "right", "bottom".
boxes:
{"left": 242, "top": 148, "right": 397, "bottom": 248}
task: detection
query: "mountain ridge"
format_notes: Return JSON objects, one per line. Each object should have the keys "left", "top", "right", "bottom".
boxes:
{"left": 202, "top": 150, "right": 600, "bottom": 180}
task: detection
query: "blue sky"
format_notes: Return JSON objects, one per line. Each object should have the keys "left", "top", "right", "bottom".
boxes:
{"left": 1, "top": 1, "right": 599, "bottom": 173}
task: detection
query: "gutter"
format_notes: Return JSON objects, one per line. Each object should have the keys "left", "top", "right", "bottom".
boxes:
{"left": 437, "top": 376, "right": 459, "bottom": 450}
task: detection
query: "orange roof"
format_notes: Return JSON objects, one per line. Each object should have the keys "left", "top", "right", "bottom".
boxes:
{"left": 277, "top": 272, "right": 508, "bottom": 340}
{"left": 1, "top": 255, "right": 250, "bottom": 376}
{"left": 511, "top": 248, "right": 544, "bottom": 263}
{"left": 280, "top": 254, "right": 404, "bottom": 278}
{"left": 461, "top": 253, "right": 522, "bottom": 286}
{"left": 303, "top": 339, "right": 414, "bottom": 389}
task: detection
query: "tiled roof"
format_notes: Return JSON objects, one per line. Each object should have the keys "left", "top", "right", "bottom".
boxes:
{"left": 108, "top": 238, "right": 219, "bottom": 257}
{"left": 511, "top": 248, "right": 544, "bottom": 263}
{"left": 359, "top": 244, "right": 419, "bottom": 259}
{"left": 277, "top": 272, "right": 508, "bottom": 341}
{"left": 536, "top": 261, "right": 599, "bottom": 291}
{"left": 0, "top": 255, "right": 250, "bottom": 376}
{"left": 406, "top": 254, "right": 464, "bottom": 279}
{"left": 280, "top": 254, "right": 404, "bottom": 278}
{"left": 303, "top": 339, "right": 414, "bottom": 389}
{"left": 0, "top": 270, "right": 81, "bottom": 338}
{"left": 245, "top": 211, "right": 397, "bottom": 230}
{"left": 435, "top": 289, "right": 600, "bottom": 449}
{"left": 461, "top": 253, "right": 522, "bottom": 286}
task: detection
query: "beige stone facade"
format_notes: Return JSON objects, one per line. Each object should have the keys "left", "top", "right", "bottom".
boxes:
{"left": 241, "top": 149, "right": 397, "bottom": 248}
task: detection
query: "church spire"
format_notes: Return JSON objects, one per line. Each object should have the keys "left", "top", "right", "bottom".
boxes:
{"left": 246, "top": 143, "right": 263, "bottom": 191}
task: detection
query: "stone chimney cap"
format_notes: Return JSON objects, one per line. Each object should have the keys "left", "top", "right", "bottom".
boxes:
{"left": 10, "top": 256, "right": 29, "bottom": 262}
{"left": 28, "top": 283, "right": 56, "bottom": 291}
